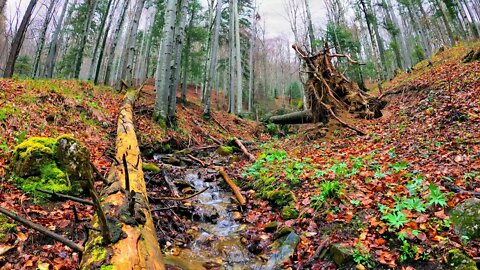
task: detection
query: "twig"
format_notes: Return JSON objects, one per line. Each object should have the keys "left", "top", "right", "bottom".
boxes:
{"left": 303, "top": 238, "right": 331, "bottom": 268}
{"left": 128, "top": 190, "right": 136, "bottom": 217}
{"left": 86, "top": 177, "right": 112, "bottom": 244}
{"left": 442, "top": 181, "right": 480, "bottom": 198}
{"left": 149, "top": 187, "right": 209, "bottom": 202}
{"left": 187, "top": 154, "right": 207, "bottom": 167}
{"left": 123, "top": 153, "right": 130, "bottom": 192}
{"left": 217, "top": 167, "right": 246, "bottom": 205}
{"left": 89, "top": 161, "right": 109, "bottom": 184}
{"left": 192, "top": 119, "right": 223, "bottom": 145}
{"left": 211, "top": 115, "right": 228, "bottom": 132}
{"left": 233, "top": 137, "right": 256, "bottom": 162}
{"left": 0, "top": 206, "right": 83, "bottom": 253}
{"left": 36, "top": 189, "right": 93, "bottom": 206}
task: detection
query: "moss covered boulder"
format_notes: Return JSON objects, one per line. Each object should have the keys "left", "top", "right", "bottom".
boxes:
{"left": 11, "top": 135, "right": 93, "bottom": 195}
{"left": 446, "top": 249, "right": 478, "bottom": 270}
{"left": 281, "top": 203, "right": 299, "bottom": 220}
{"left": 217, "top": 146, "right": 234, "bottom": 156}
{"left": 450, "top": 198, "right": 480, "bottom": 239}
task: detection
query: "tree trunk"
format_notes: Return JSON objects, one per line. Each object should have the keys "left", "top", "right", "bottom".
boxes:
{"left": 247, "top": 5, "right": 256, "bottom": 113}
{"left": 433, "top": 0, "right": 456, "bottom": 46}
{"left": 303, "top": 0, "right": 316, "bottom": 52}
{"left": 3, "top": 0, "right": 37, "bottom": 78}
{"left": 228, "top": 0, "right": 235, "bottom": 113}
{"left": 370, "top": 0, "right": 387, "bottom": 79}
{"left": 181, "top": 10, "right": 195, "bottom": 103}
{"left": 44, "top": 0, "right": 68, "bottom": 78}
{"left": 204, "top": 0, "right": 222, "bottom": 117}
{"left": 168, "top": 0, "right": 189, "bottom": 124}
{"left": 79, "top": 89, "right": 165, "bottom": 269}
{"left": 73, "top": 0, "right": 96, "bottom": 79}
{"left": 93, "top": 0, "right": 119, "bottom": 84}
{"left": 31, "top": 0, "right": 56, "bottom": 78}
{"left": 104, "top": 0, "right": 129, "bottom": 85}
{"left": 124, "top": 0, "right": 146, "bottom": 84}
{"left": 0, "top": 0, "right": 6, "bottom": 67}
{"left": 270, "top": 110, "right": 313, "bottom": 124}
{"left": 405, "top": 4, "right": 432, "bottom": 64}
{"left": 358, "top": 0, "right": 383, "bottom": 91}
{"left": 89, "top": 0, "right": 115, "bottom": 81}
{"left": 154, "top": 0, "right": 177, "bottom": 123}
{"left": 233, "top": 0, "right": 242, "bottom": 114}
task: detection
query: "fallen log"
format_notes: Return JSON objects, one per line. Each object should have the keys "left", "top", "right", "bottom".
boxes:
{"left": 218, "top": 167, "right": 246, "bottom": 205}
{"left": 80, "top": 88, "right": 165, "bottom": 269}
{"left": 233, "top": 137, "right": 256, "bottom": 162}
{"left": 269, "top": 110, "right": 313, "bottom": 125}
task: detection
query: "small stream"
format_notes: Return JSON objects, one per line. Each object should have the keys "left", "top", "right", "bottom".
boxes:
{"left": 160, "top": 170, "right": 263, "bottom": 270}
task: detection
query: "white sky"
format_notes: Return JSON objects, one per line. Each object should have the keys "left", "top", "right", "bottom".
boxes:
{"left": 6, "top": 0, "right": 328, "bottom": 43}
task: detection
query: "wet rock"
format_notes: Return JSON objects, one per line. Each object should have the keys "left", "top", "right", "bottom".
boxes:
{"left": 266, "top": 232, "right": 300, "bottom": 269}
{"left": 265, "top": 221, "right": 278, "bottom": 233}
{"left": 55, "top": 135, "right": 93, "bottom": 189}
{"left": 194, "top": 205, "right": 219, "bottom": 223}
{"left": 446, "top": 249, "right": 478, "bottom": 270}
{"left": 450, "top": 198, "right": 480, "bottom": 239}
{"left": 329, "top": 243, "right": 354, "bottom": 266}
{"left": 217, "top": 146, "right": 234, "bottom": 156}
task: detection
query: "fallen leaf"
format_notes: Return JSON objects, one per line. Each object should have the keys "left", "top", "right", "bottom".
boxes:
{"left": 0, "top": 244, "right": 14, "bottom": 256}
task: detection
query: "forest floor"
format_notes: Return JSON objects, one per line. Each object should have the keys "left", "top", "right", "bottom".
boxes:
{"left": 0, "top": 41, "right": 479, "bottom": 269}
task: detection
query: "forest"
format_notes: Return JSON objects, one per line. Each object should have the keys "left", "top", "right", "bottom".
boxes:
{"left": 0, "top": 0, "right": 479, "bottom": 269}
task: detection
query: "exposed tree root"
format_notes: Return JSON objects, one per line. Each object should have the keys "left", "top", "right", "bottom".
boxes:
{"left": 269, "top": 43, "right": 385, "bottom": 131}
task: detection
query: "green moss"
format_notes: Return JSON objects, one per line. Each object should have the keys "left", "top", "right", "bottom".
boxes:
{"left": 13, "top": 137, "right": 56, "bottom": 161}
{"left": 217, "top": 146, "right": 234, "bottom": 156}
{"left": 0, "top": 215, "right": 16, "bottom": 242}
{"left": 143, "top": 162, "right": 161, "bottom": 173}
{"left": 281, "top": 203, "right": 299, "bottom": 220}
{"left": 100, "top": 265, "right": 113, "bottom": 270}
{"left": 90, "top": 246, "right": 108, "bottom": 261}
{"left": 40, "top": 162, "right": 67, "bottom": 182}
{"left": 266, "top": 190, "right": 295, "bottom": 207}
{"left": 446, "top": 249, "right": 478, "bottom": 270}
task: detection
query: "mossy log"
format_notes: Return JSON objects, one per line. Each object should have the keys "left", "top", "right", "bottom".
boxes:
{"left": 80, "top": 89, "right": 165, "bottom": 269}
{"left": 269, "top": 110, "right": 313, "bottom": 125}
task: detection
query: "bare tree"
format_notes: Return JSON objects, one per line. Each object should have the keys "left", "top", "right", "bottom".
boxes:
{"left": 3, "top": 0, "right": 38, "bottom": 78}
{"left": 32, "top": 0, "right": 56, "bottom": 78}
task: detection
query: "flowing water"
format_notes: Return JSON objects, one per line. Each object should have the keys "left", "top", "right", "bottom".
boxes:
{"left": 164, "top": 171, "right": 264, "bottom": 270}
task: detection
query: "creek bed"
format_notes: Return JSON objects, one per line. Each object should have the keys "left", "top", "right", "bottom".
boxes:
{"left": 146, "top": 154, "right": 264, "bottom": 270}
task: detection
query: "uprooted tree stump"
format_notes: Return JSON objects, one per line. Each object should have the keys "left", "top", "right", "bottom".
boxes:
{"left": 80, "top": 88, "right": 165, "bottom": 269}
{"left": 269, "top": 43, "right": 386, "bottom": 135}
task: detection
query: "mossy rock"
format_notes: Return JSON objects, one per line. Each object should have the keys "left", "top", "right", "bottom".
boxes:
{"left": 265, "top": 221, "right": 278, "bottom": 233}
{"left": 10, "top": 135, "right": 92, "bottom": 196}
{"left": 329, "top": 243, "right": 354, "bottom": 266}
{"left": 217, "top": 146, "right": 234, "bottom": 156}
{"left": 281, "top": 204, "right": 299, "bottom": 220}
{"left": 143, "top": 162, "right": 161, "bottom": 173}
{"left": 446, "top": 249, "right": 478, "bottom": 270}
{"left": 450, "top": 198, "right": 480, "bottom": 239}
{"left": 266, "top": 189, "right": 295, "bottom": 207}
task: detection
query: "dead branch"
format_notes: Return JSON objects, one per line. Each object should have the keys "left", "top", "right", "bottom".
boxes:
{"left": 187, "top": 154, "right": 208, "bottom": 167}
{"left": 0, "top": 206, "right": 83, "bottom": 253}
{"left": 217, "top": 167, "right": 246, "bottom": 205}
{"left": 149, "top": 187, "right": 209, "bottom": 202}
{"left": 233, "top": 137, "right": 256, "bottom": 162}
{"left": 36, "top": 189, "right": 93, "bottom": 206}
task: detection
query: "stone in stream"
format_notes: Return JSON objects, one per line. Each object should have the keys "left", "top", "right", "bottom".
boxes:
{"left": 266, "top": 232, "right": 300, "bottom": 269}
{"left": 450, "top": 198, "right": 480, "bottom": 240}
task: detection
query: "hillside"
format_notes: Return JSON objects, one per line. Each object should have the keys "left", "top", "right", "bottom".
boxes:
{"left": 0, "top": 41, "right": 479, "bottom": 269}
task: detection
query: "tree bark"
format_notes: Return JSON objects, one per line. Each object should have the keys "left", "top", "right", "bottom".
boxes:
{"left": 73, "top": 0, "right": 96, "bottom": 79}
{"left": 228, "top": 0, "right": 235, "bottom": 113}
{"left": 3, "top": 0, "right": 37, "bottom": 78}
{"left": 204, "top": 0, "right": 222, "bottom": 117}
{"left": 31, "top": 0, "right": 56, "bottom": 78}
{"left": 89, "top": 0, "right": 115, "bottom": 81}
{"left": 104, "top": 0, "right": 129, "bottom": 85}
{"left": 181, "top": 9, "right": 195, "bottom": 103}
{"left": 233, "top": 0, "right": 242, "bottom": 114}
{"left": 44, "top": 0, "right": 68, "bottom": 78}
{"left": 269, "top": 110, "right": 313, "bottom": 124}
{"left": 80, "top": 88, "right": 165, "bottom": 269}
{"left": 154, "top": 0, "right": 177, "bottom": 122}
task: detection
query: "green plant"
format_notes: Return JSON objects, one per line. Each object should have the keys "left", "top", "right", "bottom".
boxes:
{"left": 399, "top": 240, "right": 417, "bottom": 262}
{"left": 353, "top": 243, "right": 376, "bottom": 268}
{"left": 382, "top": 211, "right": 409, "bottom": 229}
{"left": 390, "top": 161, "right": 408, "bottom": 172}
{"left": 426, "top": 184, "right": 447, "bottom": 206}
